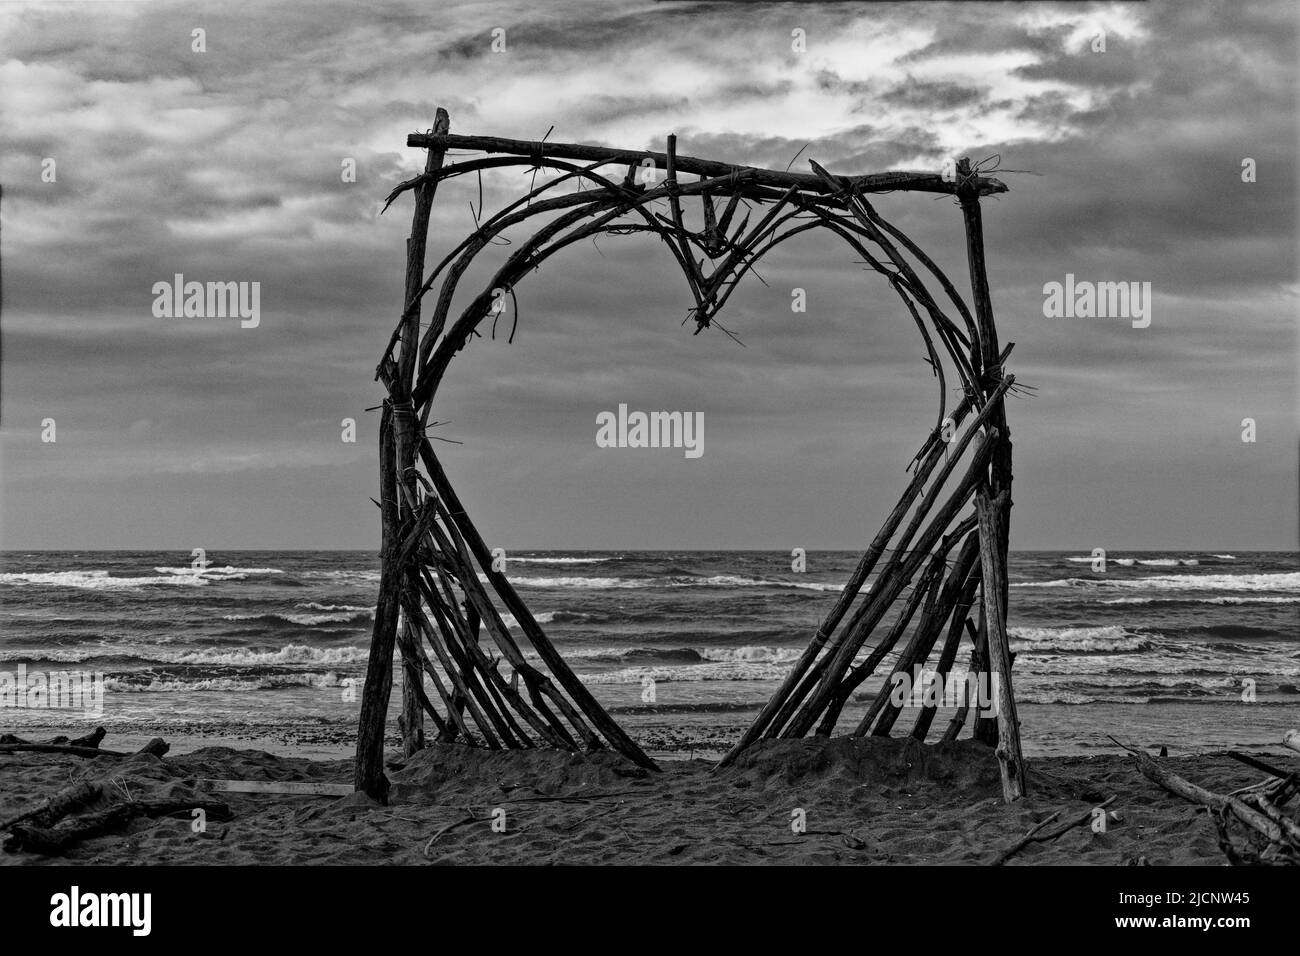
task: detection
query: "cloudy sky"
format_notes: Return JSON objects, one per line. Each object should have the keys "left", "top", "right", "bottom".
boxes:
{"left": 0, "top": 0, "right": 1295, "bottom": 551}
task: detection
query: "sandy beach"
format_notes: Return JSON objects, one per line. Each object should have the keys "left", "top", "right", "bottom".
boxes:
{"left": 2, "top": 732, "right": 1285, "bottom": 866}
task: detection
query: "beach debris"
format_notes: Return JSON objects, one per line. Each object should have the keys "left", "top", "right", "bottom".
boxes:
{"left": 63, "top": 727, "right": 107, "bottom": 749}
{"left": 357, "top": 114, "right": 1023, "bottom": 805}
{"left": 0, "top": 730, "right": 214, "bottom": 856}
{"left": 200, "top": 779, "right": 353, "bottom": 797}
{"left": 0, "top": 730, "right": 166, "bottom": 760}
{"left": 1112, "top": 737, "right": 1299, "bottom": 866}
{"left": 0, "top": 780, "right": 101, "bottom": 832}
{"left": 990, "top": 796, "right": 1116, "bottom": 865}
{"left": 1225, "top": 750, "right": 1300, "bottom": 799}
{"left": 0, "top": 742, "right": 126, "bottom": 758}
{"left": 137, "top": 737, "right": 169, "bottom": 758}
{"left": 5, "top": 799, "right": 233, "bottom": 856}
{"left": 423, "top": 814, "right": 477, "bottom": 856}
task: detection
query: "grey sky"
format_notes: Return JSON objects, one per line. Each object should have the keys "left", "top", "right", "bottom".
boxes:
{"left": 0, "top": 0, "right": 1295, "bottom": 551}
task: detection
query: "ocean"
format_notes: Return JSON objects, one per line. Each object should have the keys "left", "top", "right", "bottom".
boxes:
{"left": 2, "top": 550, "right": 1296, "bottom": 759}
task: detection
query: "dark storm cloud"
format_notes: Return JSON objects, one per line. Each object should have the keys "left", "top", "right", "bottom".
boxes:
{"left": 881, "top": 80, "right": 988, "bottom": 111}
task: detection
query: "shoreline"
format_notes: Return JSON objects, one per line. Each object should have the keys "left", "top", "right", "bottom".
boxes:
{"left": 5, "top": 695, "right": 1296, "bottom": 763}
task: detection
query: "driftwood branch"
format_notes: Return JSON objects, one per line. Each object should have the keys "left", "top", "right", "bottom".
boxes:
{"left": 991, "top": 796, "right": 1116, "bottom": 866}
{"left": 1113, "top": 737, "right": 1300, "bottom": 864}
{"left": 6, "top": 800, "right": 233, "bottom": 855}
{"left": 0, "top": 780, "right": 101, "bottom": 831}
{"left": 0, "top": 736, "right": 167, "bottom": 760}
{"left": 407, "top": 131, "right": 1007, "bottom": 197}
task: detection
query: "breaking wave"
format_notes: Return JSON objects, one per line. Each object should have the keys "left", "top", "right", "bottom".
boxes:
{"left": 1009, "top": 625, "right": 1153, "bottom": 655}
{"left": 1013, "top": 573, "right": 1300, "bottom": 592}
{"left": 222, "top": 610, "right": 373, "bottom": 627}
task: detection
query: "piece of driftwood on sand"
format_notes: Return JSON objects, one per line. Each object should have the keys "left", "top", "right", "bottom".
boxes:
{"left": 991, "top": 796, "right": 1116, "bottom": 866}
{"left": 1113, "top": 737, "right": 1299, "bottom": 865}
{"left": 6, "top": 800, "right": 233, "bottom": 855}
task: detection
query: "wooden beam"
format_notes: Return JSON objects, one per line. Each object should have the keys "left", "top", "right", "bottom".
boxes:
{"left": 407, "top": 132, "right": 1007, "bottom": 197}
{"left": 203, "top": 780, "right": 354, "bottom": 797}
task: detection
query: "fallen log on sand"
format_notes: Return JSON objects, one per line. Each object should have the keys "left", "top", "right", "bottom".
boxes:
{"left": 1, "top": 730, "right": 202, "bottom": 855}
{"left": 0, "top": 780, "right": 102, "bottom": 832}
{"left": 1113, "top": 737, "right": 1299, "bottom": 865}
{"left": 5, "top": 799, "right": 233, "bottom": 855}
{"left": 0, "top": 735, "right": 168, "bottom": 760}
{"left": 0, "top": 744, "right": 127, "bottom": 758}
{"left": 1, "top": 726, "right": 105, "bottom": 748}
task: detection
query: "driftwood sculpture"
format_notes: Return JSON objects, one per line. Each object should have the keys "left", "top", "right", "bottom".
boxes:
{"left": 356, "top": 109, "right": 1028, "bottom": 802}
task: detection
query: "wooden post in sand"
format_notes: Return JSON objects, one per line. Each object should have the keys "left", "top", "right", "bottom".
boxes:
{"left": 355, "top": 111, "right": 450, "bottom": 798}
{"left": 394, "top": 109, "right": 451, "bottom": 758}
{"left": 957, "top": 160, "right": 1026, "bottom": 799}
{"left": 976, "top": 488, "right": 1026, "bottom": 801}
{"left": 354, "top": 403, "right": 400, "bottom": 800}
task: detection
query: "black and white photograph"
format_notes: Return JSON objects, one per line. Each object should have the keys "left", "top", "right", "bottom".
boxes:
{"left": 0, "top": 0, "right": 1296, "bottom": 928}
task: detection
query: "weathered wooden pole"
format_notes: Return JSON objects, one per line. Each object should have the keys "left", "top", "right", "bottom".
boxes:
{"left": 407, "top": 132, "right": 1007, "bottom": 198}
{"left": 394, "top": 108, "right": 451, "bottom": 757}
{"left": 976, "top": 488, "right": 1026, "bottom": 801}
{"left": 972, "top": 604, "right": 999, "bottom": 747}
{"left": 957, "top": 161, "right": 1025, "bottom": 797}
{"left": 354, "top": 404, "right": 400, "bottom": 800}
{"left": 957, "top": 158, "right": 1014, "bottom": 619}
{"left": 942, "top": 622, "right": 987, "bottom": 744}
{"left": 354, "top": 110, "right": 450, "bottom": 798}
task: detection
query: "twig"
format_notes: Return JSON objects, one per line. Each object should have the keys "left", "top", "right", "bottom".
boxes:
{"left": 991, "top": 796, "right": 1115, "bottom": 866}
{"left": 423, "top": 814, "right": 477, "bottom": 856}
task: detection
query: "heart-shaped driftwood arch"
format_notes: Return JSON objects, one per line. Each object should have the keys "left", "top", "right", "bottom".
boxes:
{"left": 355, "top": 108, "right": 1028, "bottom": 802}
